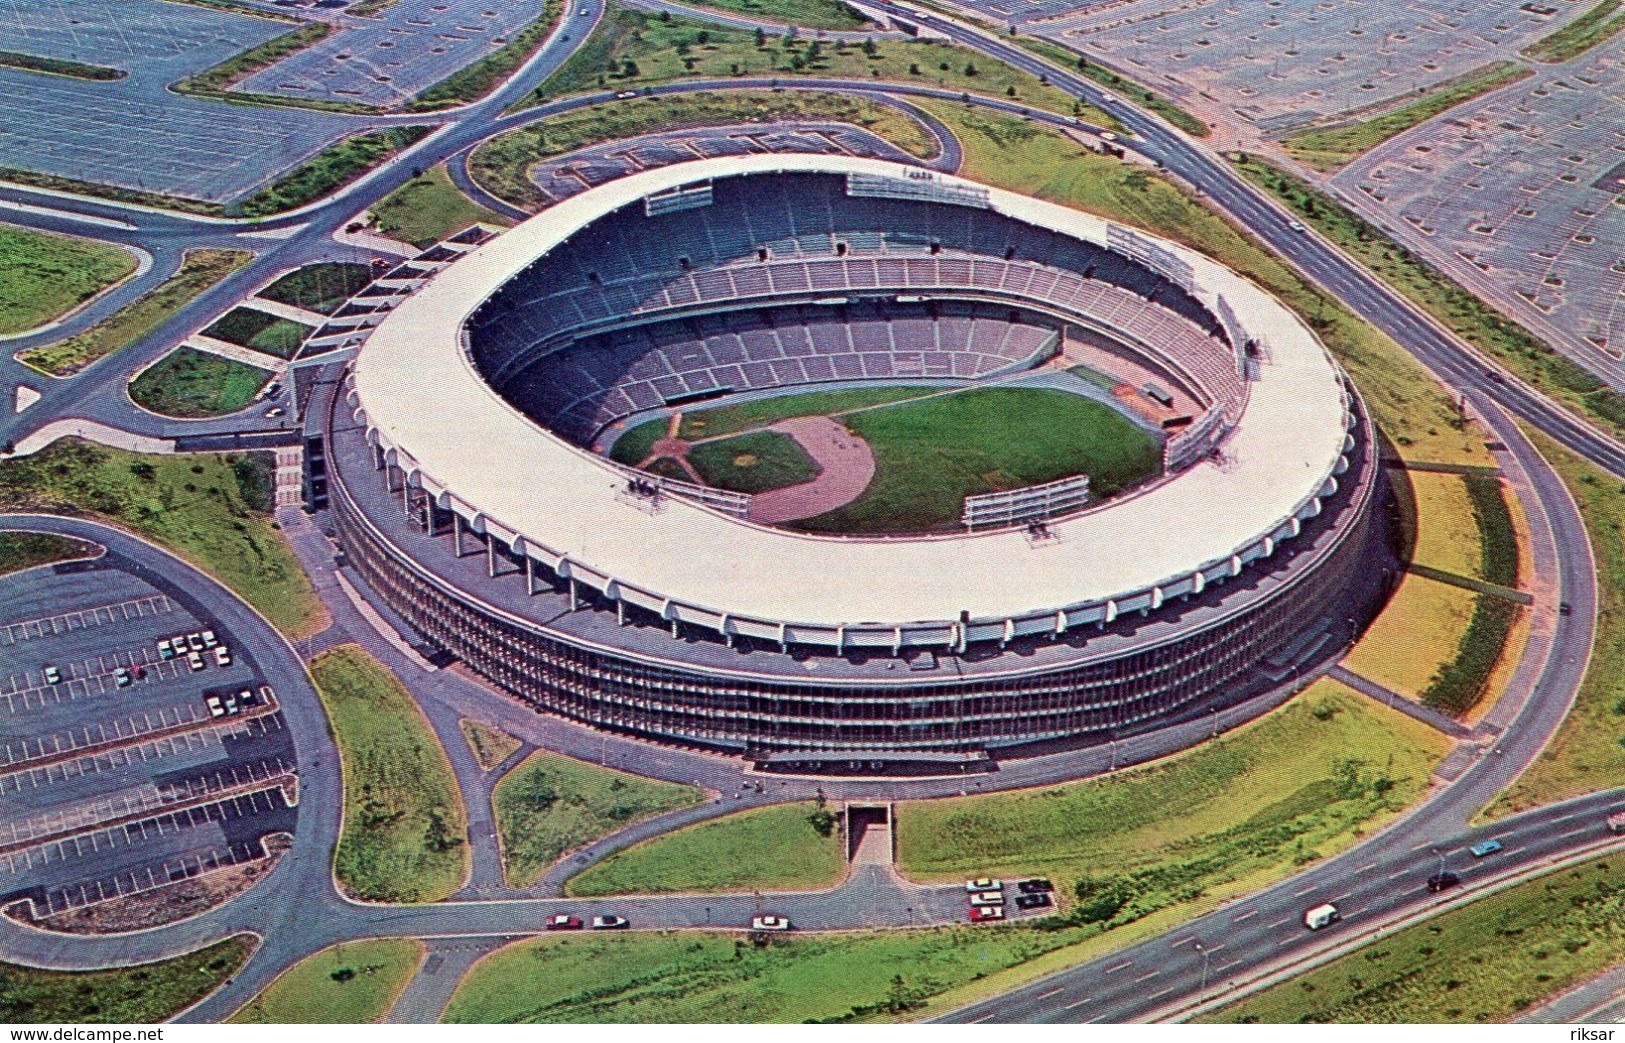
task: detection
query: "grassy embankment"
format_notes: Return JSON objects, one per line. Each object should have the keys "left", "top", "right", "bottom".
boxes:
{"left": 682, "top": 0, "right": 869, "bottom": 30}
{"left": 0, "top": 936, "right": 254, "bottom": 1024}
{"left": 128, "top": 347, "right": 272, "bottom": 419}
{"left": 259, "top": 262, "right": 372, "bottom": 316}
{"left": 230, "top": 126, "right": 432, "bottom": 219}
{"left": 493, "top": 752, "right": 704, "bottom": 887}
{"left": 1523, "top": 0, "right": 1625, "bottom": 62}
{"left": 312, "top": 645, "right": 469, "bottom": 902}
{"left": 203, "top": 307, "right": 313, "bottom": 361}
{"left": 369, "top": 165, "right": 513, "bottom": 249}
{"left": 16, "top": 249, "right": 254, "bottom": 378}
{"left": 229, "top": 940, "right": 424, "bottom": 1024}
{"left": 0, "top": 224, "right": 136, "bottom": 336}
{"left": 460, "top": 718, "right": 523, "bottom": 770}
{"left": 1011, "top": 35, "right": 1208, "bottom": 137}
{"left": 0, "top": 440, "right": 324, "bottom": 637}
{"left": 0, "top": 532, "right": 98, "bottom": 578}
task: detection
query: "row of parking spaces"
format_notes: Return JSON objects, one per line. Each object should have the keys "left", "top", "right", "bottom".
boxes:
{"left": 0, "top": 691, "right": 272, "bottom": 772}
{"left": 0, "top": 655, "right": 187, "bottom": 717}
{"left": 1335, "top": 38, "right": 1625, "bottom": 356}
{"left": 19, "top": 837, "right": 274, "bottom": 921}
{"left": 0, "top": 0, "right": 291, "bottom": 73}
{"left": 0, "top": 593, "right": 173, "bottom": 648}
{"left": 0, "top": 753, "right": 295, "bottom": 853}
{"left": 1033, "top": 0, "right": 1563, "bottom": 132}
{"left": 233, "top": 0, "right": 544, "bottom": 107}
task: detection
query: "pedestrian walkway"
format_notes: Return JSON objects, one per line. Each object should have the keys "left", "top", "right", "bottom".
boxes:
{"left": 1327, "top": 664, "right": 1472, "bottom": 739}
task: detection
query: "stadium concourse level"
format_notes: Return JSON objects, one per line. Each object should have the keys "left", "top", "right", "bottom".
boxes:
{"left": 326, "top": 156, "right": 1379, "bottom": 765}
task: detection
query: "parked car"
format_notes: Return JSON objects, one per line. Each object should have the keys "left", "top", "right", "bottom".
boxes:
{"left": 751, "top": 914, "right": 792, "bottom": 932}
{"left": 591, "top": 915, "right": 629, "bottom": 930}
{"left": 1015, "top": 893, "right": 1053, "bottom": 911}
{"left": 238, "top": 688, "right": 260, "bottom": 708}
{"left": 964, "top": 878, "right": 1001, "bottom": 894}
{"left": 969, "top": 890, "right": 1004, "bottom": 907}
{"left": 42, "top": 665, "right": 62, "bottom": 685}
{"left": 188, "top": 652, "right": 206, "bottom": 672}
{"left": 1470, "top": 839, "right": 1503, "bottom": 858}
{"left": 114, "top": 667, "right": 133, "bottom": 688}
{"left": 1303, "top": 903, "right": 1341, "bottom": 930}
{"left": 157, "top": 638, "right": 174, "bottom": 660}
{"left": 1017, "top": 878, "right": 1054, "bottom": 894}
{"left": 1427, "top": 871, "right": 1461, "bottom": 893}
{"left": 214, "top": 646, "right": 232, "bottom": 668}
{"left": 545, "top": 914, "right": 584, "bottom": 931}
{"left": 969, "top": 905, "right": 1005, "bottom": 923}
{"left": 206, "top": 695, "right": 227, "bottom": 718}
{"left": 202, "top": 630, "right": 218, "bottom": 648}
{"left": 187, "top": 633, "right": 206, "bottom": 653}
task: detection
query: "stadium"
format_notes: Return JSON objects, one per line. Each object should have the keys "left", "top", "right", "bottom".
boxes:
{"left": 325, "top": 153, "right": 1384, "bottom": 774}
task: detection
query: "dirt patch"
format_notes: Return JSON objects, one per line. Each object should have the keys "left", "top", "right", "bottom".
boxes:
{"left": 5, "top": 834, "right": 290, "bottom": 935}
{"left": 748, "top": 416, "right": 876, "bottom": 524}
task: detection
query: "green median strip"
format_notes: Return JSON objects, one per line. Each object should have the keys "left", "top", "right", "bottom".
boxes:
{"left": 1523, "top": 0, "right": 1625, "bottom": 62}
{"left": 172, "top": 22, "right": 382, "bottom": 116}
{"left": 408, "top": 0, "right": 565, "bottom": 110}
{"left": 0, "top": 50, "right": 124, "bottom": 81}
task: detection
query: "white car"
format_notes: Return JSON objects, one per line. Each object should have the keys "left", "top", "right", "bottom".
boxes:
{"left": 206, "top": 695, "right": 227, "bottom": 718}
{"left": 969, "top": 890, "right": 1004, "bottom": 906}
{"left": 202, "top": 630, "right": 218, "bottom": 649}
{"left": 964, "top": 877, "right": 1002, "bottom": 894}
{"left": 751, "top": 914, "right": 792, "bottom": 932}
{"left": 214, "top": 646, "right": 232, "bottom": 668}
{"left": 188, "top": 652, "right": 206, "bottom": 672}
{"left": 591, "top": 915, "right": 629, "bottom": 930}
{"left": 42, "top": 665, "right": 62, "bottom": 685}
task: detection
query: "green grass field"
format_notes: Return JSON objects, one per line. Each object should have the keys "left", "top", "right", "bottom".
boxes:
{"left": 460, "top": 717, "right": 523, "bottom": 770}
{"left": 473, "top": 90, "right": 938, "bottom": 211}
{"left": 1486, "top": 427, "right": 1625, "bottom": 818}
{"left": 1204, "top": 859, "right": 1625, "bottom": 1023}
{"left": 1011, "top": 36, "right": 1208, "bottom": 137}
{"left": 687, "top": 430, "right": 820, "bottom": 493}
{"left": 259, "top": 262, "right": 372, "bottom": 315}
{"left": 493, "top": 751, "right": 704, "bottom": 887}
{"left": 798, "top": 386, "right": 1160, "bottom": 533}
{"left": 678, "top": 386, "right": 932, "bottom": 440}
{"left": 128, "top": 347, "right": 272, "bottom": 419}
{"left": 203, "top": 307, "right": 313, "bottom": 360}
{"left": 1281, "top": 61, "right": 1531, "bottom": 172}
{"left": 567, "top": 801, "right": 843, "bottom": 896}
{"left": 0, "top": 532, "right": 97, "bottom": 578}
{"left": 15, "top": 249, "right": 254, "bottom": 378}
{"left": 312, "top": 645, "right": 469, "bottom": 903}
{"left": 917, "top": 100, "right": 1492, "bottom": 469}
{"left": 0, "top": 935, "right": 253, "bottom": 1024}
{"left": 1523, "top": 0, "right": 1625, "bottom": 61}
{"left": 0, "top": 440, "right": 323, "bottom": 637}
{"left": 231, "top": 127, "right": 431, "bottom": 218}
{"left": 369, "top": 165, "right": 513, "bottom": 249}
{"left": 229, "top": 939, "right": 423, "bottom": 1024}
{"left": 0, "top": 223, "right": 136, "bottom": 335}
{"left": 682, "top": 0, "right": 868, "bottom": 30}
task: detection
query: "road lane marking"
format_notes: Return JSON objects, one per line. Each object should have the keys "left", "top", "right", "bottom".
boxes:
{"left": 1233, "top": 909, "right": 1258, "bottom": 922}
{"left": 1266, "top": 917, "right": 1289, "bottom": 928}
{"left": 1064, "top": 998, "right": 1091, "bottom": 1010}
{"left": 1355, "top": 862, "right": 1378, "bottom": 874}
{"left": 1037, "top": 987, "right": 1062, "bottom": 1001}
{"left": 1104, "top": 961, "right": 1132, "bottom": 975}
{"left": 1148, "top": 986, "right": 1174, "bottom": 1001}
{"left": 1170, "top": 935, "right": 1195, "bottom": 949}
{"left": 1135, "top": 970, "right": 1160, "bottom": 983}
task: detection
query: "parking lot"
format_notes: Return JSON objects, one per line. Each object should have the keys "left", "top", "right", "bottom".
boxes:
{"left": 1333, "top": 33, "right": 1625, "bottom": 359}
{"left": 1026, "top": 0, "right": 1567, "bottom": 133}
{"left": 0, "top": 0, "right": 357, "bottom": 203}
{"left": 233, "top": 0, "right": 546, "bottom": 109}
{"left": 0, "top": 559, "right": 298, "bottom": 925}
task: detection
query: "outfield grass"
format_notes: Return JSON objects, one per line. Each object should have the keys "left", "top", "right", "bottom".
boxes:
{"left": 0, "top": 440, "right": 324, "bottom": 637}
{"left": 409, "top": 0, "right": 564, "bottom": 110}
{"left": 798, "top": 387, "right": 1160, "bottom": 533}
{"left": 0, "top": 50, "right": 123, "bottom": 80}
{"left": 16, "top": 249, "right": 254, "bottom": 378}
{"left": 228, "top": 940, "right": 423, "bottom": 1024}
{"left": 678, "top": 386, "right": 933, "bottom": 439}
{"left": 1204, "top": 859, "right": 1625, "bottom": 1023}
{"left": 1232, "top": 155, "right": 1625, "bottom": 443}
{"left": 259, "top": 262, "right": 372, "bottom": 315}
{"left": 494, "top": 751, "right": 705, "bottom": 887}
{"left": 203, "top": 307, "right": 313, "bottom": 360}
{"left": 128, "top": 347, "right": 272, "bottom": 419}
{"left": 0, "top": 935, "right": 254, "bottom": 1024}
{"left": 460, "top": 717, "right": 523, "bottom": 770}
{"left": 231, "top": 127, "right": 431, "bottom": 218}
{"left": 684, "top": 0, "right": 869, "bottom": 30}
{"left": 1345, "top": 572, "right": 1477, "bottom": 699}
{"left": 520, "top": 5, "right": 1100, "bottom": 125}
{"left": 312, "top": 645, "right": 469, "bottom": 903}
{"left": 0, "top": 223, "right": 136, "bottom": 335}
{"left": 607, "top": 417, "right": 669, "bottom": 465}
{"left": 1523, "top": 0, "right": 1625, "bottom": 62}
{"left": 686, "top": 430, "right": 820, "bottom": 493}
{"left": 567, "top": 801, "right": 843, "bottom": 896}
{"left": 0, "top": 532, "right": 97, "bottom": 578}
{"left": 369, "top": 165, "right": 512, "bottom": 249}
{"left": 1486, "top": 427, "right": 1625, "bottom": 818}
{"left": 473, "top": 90, "right": 939, "bottom": 211}
{"left": 1281, "top": 61, "right": 1532, "bottom": 172}
{"left": 917, "top": 101, "right": 1492, "bottom": 469}
{"left": 1011, "top": 36, "right": 1208, "bottom": 137}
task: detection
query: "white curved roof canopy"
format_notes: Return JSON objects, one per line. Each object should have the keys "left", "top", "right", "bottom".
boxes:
{"left": 351, "top": 154, "right": 1352, "bottom": 645}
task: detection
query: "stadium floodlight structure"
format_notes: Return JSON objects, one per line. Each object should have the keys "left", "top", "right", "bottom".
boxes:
{"left": 328, "top": 154, "right": 1383, "bottom": 773}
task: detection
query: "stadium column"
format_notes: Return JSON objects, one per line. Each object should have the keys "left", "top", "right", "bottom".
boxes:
{"left": 452, "top": 513, "right": 464, "bottom": 557}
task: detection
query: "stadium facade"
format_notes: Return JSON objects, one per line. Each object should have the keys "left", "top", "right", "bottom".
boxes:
{"left": 326, "top": 155, "right": 1383, "bottom": 772}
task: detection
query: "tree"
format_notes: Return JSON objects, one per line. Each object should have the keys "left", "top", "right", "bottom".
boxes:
{"left": 863, "top": 37, "right": 878, "bottom": 57}
{"left": 963, "top": 61, "right": 978, "bottom": 76}
{"left": 697, "top": 29, "right": 710, "bottom": 45}
{"left": 755, "top": 26, "right": 766, "bottom": 48}
{"left": 1006, "top": 85, "right": 1017, "bottom": 96}
{"left": 909, "top": 62, "right": 921, "bottom": 75}
{"left": 660, "top": 8, "right": 671, "bottom": 20}
{"left": 622, "top": 58, "right": 640, "bottom": 77}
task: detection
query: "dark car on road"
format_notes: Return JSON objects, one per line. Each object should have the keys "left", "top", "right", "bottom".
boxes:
{"left": 1017, "top": 878, "right": 1054, "bottom": 894}
{"left": 1016, "top": 893, "right": 1053, "bottom": 911}
{"left": 546, "top": 914, "right": 584, "bottom": 930}
{"left": 1427, "top": 871, "right": 1460, "bottom": 893}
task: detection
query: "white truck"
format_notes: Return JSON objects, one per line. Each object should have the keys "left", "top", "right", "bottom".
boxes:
{"left": 1608, "top": 812, "right": 1625, "bottom": 834}
{"left": 1303, "top": 903, "right": 1342, "bottom": 930}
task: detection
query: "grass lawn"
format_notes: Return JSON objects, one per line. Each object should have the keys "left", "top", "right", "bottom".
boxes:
{"left": 678, "top": 386, "right": 933, "bottom": 440}
{"left": 0, "top": 223, "right": 136, "bottom": 335}
{"left": 1203, "top": 858, "right": 1625, "bottom": 1023}
{"left": 0, "top": 532, "right": 98, "bottom": 578}
{"left": 684, "top": 0, "right": 869, "bottom": 30}
{"left": 917, "top": 100, "right": 1492, "bottom": 469}
{"left": 1345, "top": 572, "right": 1477, "bottom": 698}
{"left": 15, "top": 249, "right": 254, "bottom": 378}
{"left": 228, "top": 939, "right": 423, "bottom": 1024}
{"left": 493, "top": 751, "right": 705, "bottom": 887}
{"left": 369, "top": 165, "right": 513, "bottom": 249}
{"left": 1486, "top": 427, "right": 1625, "bottom": 818}
{"left": 0, "top": 440, "right": 324, "bottom": 637}
{"left": 607, "top": 417, "right": 668, "bottom": 465}
{"left": 521, "top": 5, "right": 1100, "bottom": 126}
{"left": 1396, "top": 470, "right": 1485, "bottom": 580}
{"left": 799, "top": 386, "right": 1160, "bottom": 533}
{"left": 1011, "top": 35, "right": 1208, "bottom": 137}
{"left": 128, "top": 347, "right": 272, "bottom": 419}
{"left": 409, "top": 0, "right": 564, "bottom": 109}
{"left": 203, "top": 307, "right": 313, "bottom": 360}
{"left": 1281, "top": 61, "right": 1531, "bottom": 172}
{"left": 0, "top": 935, "right": 254, "bottom": 1023}
{"left": 312, "top": 644, "right": 469, "bottom": 903}
{"left": 460, "top": 717, "right": 523, "bottom": 770}
{"left": 686, "top": 430, "right": 820, "bottom": 493}
{"left": 473, "top": 89, "right": 939, "bottom": 211}
{"left": 1232, "top": 155, "right": 1625, "bottom": 444}
{"left": 1523, "top": 0, "right": 1625, "bottom": 61}
{"left": 259, "top": 262, "right": 372, "bottom": 315}
{"left": 567, "top": 801, "right": 843, "bottom": 896}
{"left": 231, "top": 127, "right": 431, "bottom": 218}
